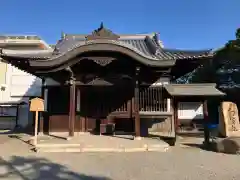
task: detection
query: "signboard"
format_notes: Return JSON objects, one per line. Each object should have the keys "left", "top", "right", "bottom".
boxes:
{"left": 29, "top": 97, "right": 45, "bottom": 146}
{"left": 30, "top": 97, "right": 44, "bottom": 112}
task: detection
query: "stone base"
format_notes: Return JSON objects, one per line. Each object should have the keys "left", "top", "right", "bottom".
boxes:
{"left": 78, "top": 132, "right": 90, "bottom": 135}
{"left": 213, "top": 137, "right": 240, "bottom": 154}
{"left": 66, "top": 137, "right": 72, "bottom": 141}
{"left": 226, "top": 131, "right": 240, "bottom": 137}
{"left": 38, "top": 132, "right": 44, "bottom": 136}
{"left": 134, "top": 136, "right": 142, "bottom": 140}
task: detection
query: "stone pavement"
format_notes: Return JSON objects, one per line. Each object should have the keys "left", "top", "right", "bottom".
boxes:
{"left": 0, "top": 134, "right": 33, "bottom": 155}
{"left": 1, "top": 145, "right": 240, "bottom": 180}
{"left": 1, "top": 133, "right": 240, "bottom": 179}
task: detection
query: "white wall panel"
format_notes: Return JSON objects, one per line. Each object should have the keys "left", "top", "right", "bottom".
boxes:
{"left": 178, "top": 102, "right": 203, "bottom": 120}
{"left": 10, "top": 85, "right": 41, "bottom": 97}
{"left": 12, "top": 67, "right": 27, "bottom": 75}
{"left": 6, "top": 65, "right": 42, "bottom": 97}
{"left": 2, "top": 64, "right": 42, "bottom": 128}
{"left": 11, "top": 75, "right": 40, "bottom": 86}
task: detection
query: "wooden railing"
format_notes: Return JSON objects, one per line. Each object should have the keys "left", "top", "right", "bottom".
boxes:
{"left": 139, "top": 86, "right": 167, "bottom": 112}
{"left": 115, "top": 101, "right": 128, "bottom": 112}
{"left": 112, "top": 86, "right": 168, "bottom": 114}
{"left": 75, "top": 86, "right": 168, "bottom": 116}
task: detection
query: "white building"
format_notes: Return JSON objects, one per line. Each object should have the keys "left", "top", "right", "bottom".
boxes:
{"left": 0, "top": 35, "right": 52, "bottom": 129}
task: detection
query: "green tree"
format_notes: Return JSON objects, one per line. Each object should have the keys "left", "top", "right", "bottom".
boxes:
{"left": 179, "top": 28, "right": 240, "bottom": 91}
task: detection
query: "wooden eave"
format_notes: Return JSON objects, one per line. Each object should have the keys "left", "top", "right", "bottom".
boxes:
{"left": 164, "top": 83, "right": 225, "bottom": 97}
{"left": 0, "top": 48, "right": 212, "bottom": 76}
{"left": 0, "top": 23, "right": 213, "bottom": 75}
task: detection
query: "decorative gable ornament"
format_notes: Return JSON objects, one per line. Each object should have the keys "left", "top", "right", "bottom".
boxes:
{"left": 86, "top": 22, "right": 120, "bottom": 41}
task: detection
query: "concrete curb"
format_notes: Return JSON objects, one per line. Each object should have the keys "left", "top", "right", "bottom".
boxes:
{"left": 35, "top": 145, "right": 169, "bottom": 153}
{"left": 36, "top": 144, "right": 81, "bottom": 148}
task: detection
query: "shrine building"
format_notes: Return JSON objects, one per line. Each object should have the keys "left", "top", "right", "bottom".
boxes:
{"left": 0, "top": 23, "right": 225, "bottom": 145}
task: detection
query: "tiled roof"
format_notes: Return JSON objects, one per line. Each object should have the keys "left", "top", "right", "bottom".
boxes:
{"left": 52, "top": 34, "right": 211, "bottom": 60}
{"left": 0, "top": 35, "right": 41, "bottom": 40}
{"left": 0, "top": 49, "right": 53, "bottom": 59}
{"left": 164, "top": 84, "right": 225, "bottom": 96}
{"left": 0, "top": 35, "right": 52, "bottom": 51}
{"left": 1, "top": 34, "right": 212, "bottom": 60}
{"left": 0, "top": 25, "right": 213, "bottom": 69}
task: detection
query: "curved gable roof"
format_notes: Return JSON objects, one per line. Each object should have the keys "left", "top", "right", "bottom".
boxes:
{"left": 0, "top": 24, "right": 213, "bottom": 73}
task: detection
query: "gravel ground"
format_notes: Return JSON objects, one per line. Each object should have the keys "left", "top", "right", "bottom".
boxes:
{"left": 0, "top": 146, "right": 240, "bottom": 180}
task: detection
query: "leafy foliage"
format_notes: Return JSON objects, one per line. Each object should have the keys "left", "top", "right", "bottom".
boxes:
{"left": 179, "top": 28, "right": 240, "bottom": 91}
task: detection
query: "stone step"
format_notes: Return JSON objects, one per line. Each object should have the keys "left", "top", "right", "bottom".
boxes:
{"left": 34, "top": 144, "right": 169, "bottom": 153}
{"left": 36, "top": 143, "right": 81, "bottom": 148}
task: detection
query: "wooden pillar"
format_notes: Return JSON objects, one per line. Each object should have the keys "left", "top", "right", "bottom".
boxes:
{"left": 82, "top": 118, "right": 86, "bottom": 132}
{"left": 203, "top": 100, "right": 210, "bottom": 145}
{"left": 169, "top": 97, "right": 177, "bottom": 146}
{"left": 173, "top": 98, "right": 179, "bottom": 131}
{"left": 39, "top": 78, "right": 45, "bottom": 134}
{"left": 134, "top": 67, "right": 141, "bottom": 138}
{"left": 69, "top": 78, "right": 76, "bottom": 137}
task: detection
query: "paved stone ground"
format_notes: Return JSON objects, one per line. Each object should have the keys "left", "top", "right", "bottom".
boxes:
{"left": 0, "top": 135, "right": 240, "bottom": 180}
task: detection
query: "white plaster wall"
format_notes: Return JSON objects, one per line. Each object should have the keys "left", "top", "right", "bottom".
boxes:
{"left": 178, "top": 102, "right": 203, "bottom": 120}
{"left": 0, "top": 64, "right": 42, "bottom": 128}
{"left": 6, "top": 66, "right": 42, "bottom": 97}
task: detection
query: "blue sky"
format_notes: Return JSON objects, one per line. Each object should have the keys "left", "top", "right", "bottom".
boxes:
{"left": 0, "top": 0, "right": 239, "bottom": 50}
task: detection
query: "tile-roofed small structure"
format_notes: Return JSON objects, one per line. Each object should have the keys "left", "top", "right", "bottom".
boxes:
{"left": 164, "top": 84, "right": 225, "bottom": 97}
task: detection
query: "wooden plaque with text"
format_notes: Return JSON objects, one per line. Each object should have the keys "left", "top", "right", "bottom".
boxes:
{"left": 30, "top": 97, "right": 44, "bottom": 112}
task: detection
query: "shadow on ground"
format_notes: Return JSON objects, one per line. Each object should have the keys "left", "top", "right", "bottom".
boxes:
{"left": 0, "top": 128, "right": 32, "bottom": 144}
{"left": 0, "top": 156, "right": 112, "bottom": 180}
